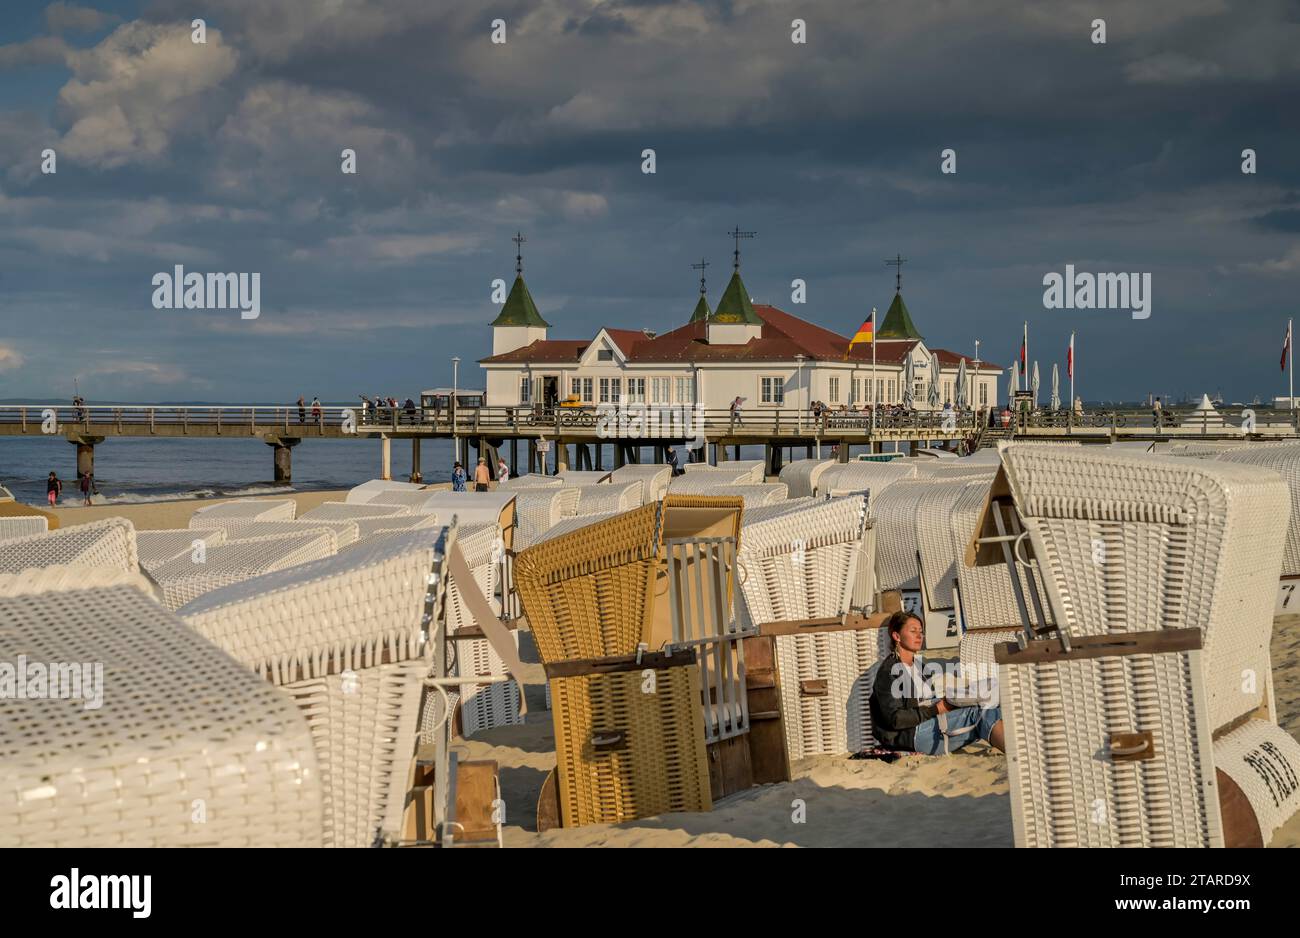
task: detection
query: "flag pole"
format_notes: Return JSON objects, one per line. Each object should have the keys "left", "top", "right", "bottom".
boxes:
{"left": 1023, "top": 321, "right": 1028, "bottom": 392}
{"left": 1069, "top": 331, "right": 1075, "bottom": 417}
{"left": 1290, "top": 318, "right": 1294, "bottom": 418}
{"left": 870, "top": 307, "right": 877, "bottom": 430}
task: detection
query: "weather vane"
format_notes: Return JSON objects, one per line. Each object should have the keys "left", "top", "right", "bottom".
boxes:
{"left": 513, "top": 231, "right": 526, "bottom": 275}
{"left": 691, "top": 258, "right": 710, "bottom": 295}
{"left": 885, "top": 253, "right": 907, "bottom": 293}
{"left": 728, "top": 226, "right": 756, "bottom": 272}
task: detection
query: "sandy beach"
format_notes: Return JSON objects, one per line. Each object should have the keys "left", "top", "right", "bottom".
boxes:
{"left": 31, "top": 494, "right": 1300, "bottom": 848}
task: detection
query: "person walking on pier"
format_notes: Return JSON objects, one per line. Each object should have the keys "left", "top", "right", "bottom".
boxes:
{"left": 1152, "top": 396, "right": 1162, "bottom": 429}
{"left": 46, "top": 471, "right": 62, "bottom": 506}
{"left": 729, "top": 395, "right": 745, "bottom": 427}
{"left": 451, "top": 461, "right": 467, "bottom": 492}
{"left": 474, "top": 457, "right": 491, "bottom": 492}
{"left": 666, "top": 445, "right": 683, "bottom": 477}
{"left": 311, "top": 397, "right": 322, "bottom": 423}
{"left": 297, "top": 396, "right": 306, "bottom": 424}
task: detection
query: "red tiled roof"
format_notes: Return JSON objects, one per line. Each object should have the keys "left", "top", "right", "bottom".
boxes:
{"left": 480, "top": 304, "right": 1001, "bottom": 369}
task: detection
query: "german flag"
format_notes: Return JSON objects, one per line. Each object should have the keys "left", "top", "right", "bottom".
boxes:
{"left": 849, "top": 313, "right": 874, "bottom": 349}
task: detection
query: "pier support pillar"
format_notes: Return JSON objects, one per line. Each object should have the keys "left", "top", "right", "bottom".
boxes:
{"left": 511, "top": 438, "right": 519, "bottom": 478}
{"left": 380, "top": 434, "right": 392, "bottom": 480}
{"left": 410, "top": 438, "right": 423, "bottom": 483}
{"left": 718, "top": 444, "right": 729, "bottom": 462}
{"left": 556, "top": 439, "right": 570, "bottom": 473}
{"left": 261, "top": 435, "right": 300, "bottom": 484}
{"left": 654, "top": 445, "right": 664, "bottom": 465}
{"left": 839, "top": 440, "right": 850, "bottom": 463}
{"left": 66, "top": 433, "right": 105, "bottom": 480}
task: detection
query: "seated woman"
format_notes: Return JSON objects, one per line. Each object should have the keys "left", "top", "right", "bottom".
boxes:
{"left": 869, "top": 610, "right": 1005, "bottom": 755}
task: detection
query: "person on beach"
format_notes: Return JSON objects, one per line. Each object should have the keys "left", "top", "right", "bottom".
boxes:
{"left": 497, "top": 457, "right": 510, "bottom": 483}
{"left": 297, "top": 397, "right": 306, "bottom": 423}
{"left": 79, "top": 471, "right": 93, "bottom": 506}
{"left": 870, "top": 610, "right": 1005, "bottom": 755}
{"left": 46, "top": 471, "right": 62, "bottom": 506}
{"left": 451, "top": 461, "right": 467, "bottom": 492}
{"left": 474, "top": 457, "right": 491, "bottom": 492}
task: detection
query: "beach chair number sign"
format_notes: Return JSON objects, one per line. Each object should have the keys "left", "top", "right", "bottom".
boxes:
{"left": 1276, "top": 579, "right": 1299, "bottom": 616}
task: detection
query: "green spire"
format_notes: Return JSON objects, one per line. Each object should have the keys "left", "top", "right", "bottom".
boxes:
{"left": 877, "top": 291, "right": 922, "bottom": 340}
{"left": 491, "top": 275, "right": 550, "bottom": 328}
{"left": 709, "top": 270, "right": 762, "bottom": 325}
{"left": 689, "top": 294, "right": 711, "bottom": 323}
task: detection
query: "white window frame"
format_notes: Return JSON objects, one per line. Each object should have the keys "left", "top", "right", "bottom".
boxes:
{"left": 599, "top": 377, "right": 621, "bottom": 404}
{"left": 626, "top": 377, "right": 646, "bottom": 403}
{"left": 520, "top": 376, "right": 532, "bottom": 405}
{"left": 759, "top": 375, "right": 785, "bottom": 406}
{"left": 676, "top": 376, "right": 694, "bottom": 404}
{"left": 828, "top": 376, "right": 840, "bottom": 403}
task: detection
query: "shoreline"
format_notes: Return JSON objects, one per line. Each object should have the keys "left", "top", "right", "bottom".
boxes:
{"left": 46, "top": 490, "right": 350, "bottom": 531}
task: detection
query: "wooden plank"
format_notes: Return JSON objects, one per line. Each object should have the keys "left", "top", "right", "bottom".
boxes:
{"left": 453, "top": 760, "right": 500, "bottom": 844}
{"left": 758, "top": 611, "right": 891, "bottom": 637}
{"left": 994, "top": 627, "right": 1202, "bottom": 666}
{"left": 543, "top": 648, "right": 697, "bottom": 679}
{"left": 706, "top": 734, "right": 754, "bottom": 801}
{"left": 1216, "top": 769, "right": 1264, "bottom": 849}
{"left": 742, "top": 635, "right": 790, "bottom": 785}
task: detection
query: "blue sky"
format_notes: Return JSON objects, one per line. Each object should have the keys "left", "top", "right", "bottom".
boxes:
{"left": 0, "top": 0, "right": 1297, "bottom": 403}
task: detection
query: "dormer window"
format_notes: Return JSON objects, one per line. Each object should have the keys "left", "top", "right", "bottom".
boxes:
{"left": 597, "top": 349, "right": 614, "bottom": 362}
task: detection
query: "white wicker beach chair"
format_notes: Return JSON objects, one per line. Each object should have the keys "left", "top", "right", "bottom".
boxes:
{"left": 361, "top": 490, "right": 442, "bottom": 512}
{"left": 739, "top": 496, "right": 817, "bottom": 525}
{"left": 0, "top": 517, "right": 138, "bottom": 574}
{"left": 190, "top": 497, "right": 296, "bottom": 524}
{"left": 555, "top": 470, "right": 613, "bottom": 485}
{"left": 993, "top": 445, "right": 1286, "bottom": 731}
{"left": 915, "top": 480, "right": 986, "bottom": 618}
{"left": 299, "top": 501, "right": 412, "bottom": 522}
{"left": 512, "top": 487, "right": 582, "bottom": 549}
{"left": 194, "top": 519, "right": 357, "bottom": 550}
{"left": 699, "top": 483, "right": 787, "bottom": 508}
{"left": 498, "top": 475, "right": 563, "bottom": 489}
{"left": 0, "top": 582, "right": 323, "bottom": 847}
{"left": 1209, "top": 444, "right": 1300, "bottom": 576}
{"left": 344, "top": 479, "right": 428, "bottom": 504}
{"left": 415, "top": 492, "right": 517, "bottom": 541}
{"left": 870, "top": 480, "right": 942, "bottom": 592}
{"left": 682, "top": 460, "right": 765, "bottom": 483}
{"left": 569, "top": 481, "right": 642, "bottom": 516}
{"left": 136, "top": 528, "right": 228, "bottom": 572}
{"left": 0, "top": 564, "right": 160, "bottom": 600}
{"left": 152, "top": 530, "right": 337, "bottom": 610}
{"left": 610, "top": 464, "right": 672, "bottom": 504}
{"left": 351, "top": 513, "right": 444, "bottom": 540}
{"left": 737, "top": 495, "right": 868, "bottom": 625}
{"left": 778, "top": 458, "right": 835, "bottom": 498}
{"left": 0, "top": 516, "right": 47, "bottom": 540}
{"left": 531, "top": 511, "right": 618, "bottom": 544}
{"left": 997, "top": 629, "right": 1220, "bottom": 847}
{"left": 817, "top": 460, "right": 917, "bottom": 498}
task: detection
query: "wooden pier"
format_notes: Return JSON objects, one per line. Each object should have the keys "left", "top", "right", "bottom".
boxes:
{"left": 2, "top": 403, "right": 1296, "bottom": 483}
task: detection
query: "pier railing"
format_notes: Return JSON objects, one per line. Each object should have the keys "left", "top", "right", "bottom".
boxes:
{"left": 0, "top": 404, "right": 357, "bottom": 435}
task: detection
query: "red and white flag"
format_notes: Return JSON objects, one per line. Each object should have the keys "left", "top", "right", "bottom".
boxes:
{"left": 1283, "top": 321, "right": 1292, "bottom": 372}
{"left": 1067, "top": 333, "right": 1074, "bottom": 379}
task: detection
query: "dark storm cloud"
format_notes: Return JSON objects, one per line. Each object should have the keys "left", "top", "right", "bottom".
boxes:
{"left": 0, "top": 0, "right": 1296, "bottom": 403}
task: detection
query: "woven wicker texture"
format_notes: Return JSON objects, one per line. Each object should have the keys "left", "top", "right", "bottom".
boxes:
{"left": 152, "top": 530, "right": 336, "bottom": 610}
{"left": 179, "top": 531, "right": 446, "bottom": 683}
{"left": 0, "top": 516, "right": 48, "bottom": 540}
{"left": 668, "top": 468, "right": 761, "bottom": 492}
{"left": 775, "top": 631, "right": 874, "bottom": 759}
{"left": 344, "top": 479, "right": 428, "bottom": 503}
{"left": 0, "top": 517, "right": 138, "bottom": 574}
{"left": 499, "top": 475, "right": 563, "bottom": 489}
{"left": 453, "top": 631, "right": 524, "bottom": 737}
{"left": 133, "top": 528, "right": 225, "bottom": 571}
{"left": 194, "top": 520, "right": 346, "bottom": 552}
{"left": 512, "top": 487, "right": 582, "bottom": 549}
{"left": 0, "top": 564, "right": 159, "bottom": 600}
{"left": 683, "top": 460, "right": 765, "bottom": 483}
{"left": 191, "top": 498, "right": 297, "bottom": 523}
{"left": 550, "top": 666, "right": 711, "bottom": 827}
{"left": 949, "top": 483, "right": 1049, "bottom": 634}
{"left": 778, "top": 458, "right": 835, "bottom": 498}
{"left": 530, "top": 511, "right": 617, "bottom": 546}
{"left": 443, "top": 523, "right": 503, "bottom": 634}
{"left": 957, "top": 628, "right": 1022, "bottom": 667}
{"left": 415, "top": 492, "right": 517, "bottom": 531}
{"left": 737, "top": 496, "right": 867, "bottom": 624}
{"left": 1211, "top": 444, "right": 1300, "bottom": 576}
{"left": 610, "top": 464, "right": 672, "bottom": 504}
{"left": 515, "top": 504, "right": 659, "bottom": 661}
{"left": 871, "top": 479, "right": 948, "bottom": 591}
{"left": 915, "top": 480, "right": 987, "bottom": 610}
{"left": 0, "top": 583, "right": 323, "bottom": 847}
{"left": 569, "top": 481, "right": 643, "bottom": 516}
{"left": 555, "top": 471, "right": 613, "bottom": 485}
{"left": 299, "top": 501, "right": 411, "bottom": 522}
{"left": 697, "top": 483, "right": 788, "bottom": 508}
{"left": 1212, "top": 720, "right": 1300, "bottom": 846}
{"left": 739, "top": 496, "right": 817, "bottom": 525}
{"left": 361, "top": 490, "right": 441, "bottom": 512}
{"left": 1000, "top": 445, "right": 1287, "bottom": 731}
{"left": 282, "top": 660, "right": 426, "bottom": 847}
{"left": 351, "top": 513, "right": 444, "bottom": 540}
{"left": 817, "top": 460, "right": 918, "bottom": 499}
{"left": 999, "top": 644, "right": 1220, "bottom": 848}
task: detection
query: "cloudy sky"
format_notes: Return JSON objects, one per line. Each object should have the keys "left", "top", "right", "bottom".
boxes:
{"left": 0, "top": 0, "right": 1296, "bottom": 403}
